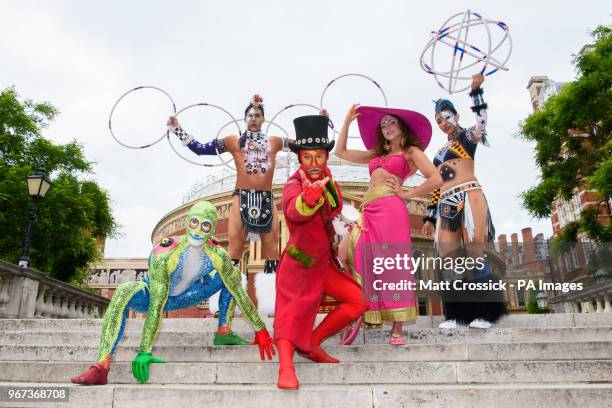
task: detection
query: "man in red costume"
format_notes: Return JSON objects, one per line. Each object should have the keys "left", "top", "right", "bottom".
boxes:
{"left": 274, "top": 115, "right": 368, "bottom": 390}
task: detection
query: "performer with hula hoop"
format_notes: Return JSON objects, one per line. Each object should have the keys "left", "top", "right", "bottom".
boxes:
{"left": 423, "top": 74, "right": 507, "bottom": 329}
{"left": 168, "top": 95, "right": 284, "bottom": 285}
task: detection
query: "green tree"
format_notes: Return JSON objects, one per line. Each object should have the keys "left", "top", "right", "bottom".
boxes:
{"left": 0, "top": 87, "right": 118, "bottom": 284}
{"left": 519, "top": 25, "right": 612, "bottom": 242}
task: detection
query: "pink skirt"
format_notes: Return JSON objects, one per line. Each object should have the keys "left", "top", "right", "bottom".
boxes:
{"left": 348, "top": 188, "right": 417, "bottom": 324}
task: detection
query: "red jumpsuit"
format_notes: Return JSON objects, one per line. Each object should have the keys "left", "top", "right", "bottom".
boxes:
{"left": 274, "top": 170, "right": 367, "bottom": 352}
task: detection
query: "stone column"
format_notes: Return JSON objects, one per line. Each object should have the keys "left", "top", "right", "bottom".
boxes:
{"left": 2, "top": 275, "right": 39, "bottom": 318}
{"left": 19, "top": 277, "right": 39, "bottom": 318}
{"left": 604, "top": 294, "right": 611, "bottom": 313}
{"left": 0, "top": 273, "right": 11, "bottom": 317}
{"left": 595, "top": 297, "right": 604, "bottom": 313}
{"left": 559, "top": 301, "right": 571, "bottom": 314}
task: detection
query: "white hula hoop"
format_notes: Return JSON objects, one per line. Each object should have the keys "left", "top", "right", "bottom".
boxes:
{"left": 108, "top": 86, "right": 176, "bottom": 149}
{"left": 320, "top": 73, "right": 388, "bottom": 139}
{"left": 167, "top": 102, "right": 242, "bottom": 169}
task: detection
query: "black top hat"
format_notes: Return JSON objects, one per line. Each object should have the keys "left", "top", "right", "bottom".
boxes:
{"left": 288, "top": 115, "right": 335, "bottom": 153}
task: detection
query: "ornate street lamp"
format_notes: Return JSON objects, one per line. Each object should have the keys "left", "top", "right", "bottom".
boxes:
{"left": 18, "top": 168, "right": 52, "bottom": 268}
{"left": 594, "top": 268, "right": 609, "bottom": 285}
{"left": 536, "top": 291, "right": 549, "bottom": 310}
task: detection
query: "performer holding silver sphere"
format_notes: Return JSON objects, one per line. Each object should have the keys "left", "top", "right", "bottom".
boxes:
{"left": 423, "top": 74, "right": 507, "bottom": 329}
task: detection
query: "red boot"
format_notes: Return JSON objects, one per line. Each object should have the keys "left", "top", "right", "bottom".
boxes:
{"left": 277, "top": 366, "right": 299, "bottom": 390}
{"left": 299, "top": 346, "right": 339, "bottom": 364}
{"left": 276, "top": 339, "right": 299, "bottom": 390}
{"left": 70, "top": 363, "right": 109, "bottom": 385}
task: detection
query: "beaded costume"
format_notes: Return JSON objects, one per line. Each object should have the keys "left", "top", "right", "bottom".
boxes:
{"left": 424, "top": 87, "right": 494, "bottom": 243}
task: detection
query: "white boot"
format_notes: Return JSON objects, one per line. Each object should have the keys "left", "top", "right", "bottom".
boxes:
{"left": 255, "top": 271, "right": 276, "bottom": 316}
{"left": 438, "top": 319, "right": 458, "bottom": 329}
{"left": 469, "top": 319, "right": 492, "bottom": 329}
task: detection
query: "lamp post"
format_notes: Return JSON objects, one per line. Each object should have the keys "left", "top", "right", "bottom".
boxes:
{"left": 18, "top": 168, "right": 52, "bottom": 268}
{"left": 536, "top": 291, "right": 549, "bottom": 310}
{"left": 594, "top": 268, "right": 609, "bottom": 285}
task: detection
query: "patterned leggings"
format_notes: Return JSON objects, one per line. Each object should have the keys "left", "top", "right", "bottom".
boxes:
{"left": 97, "top": 272, "right": 234, "bottom": 360}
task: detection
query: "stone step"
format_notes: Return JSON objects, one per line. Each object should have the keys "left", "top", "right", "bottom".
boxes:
{"left": 2, "top": 326, "right": 610, "bottom": 347}
{"left": 1, "top": 341, "right": 611, "bottom": 363}
{"left": 1, "top": 383, "right": 611, "bottom": 408}
{"left": 2, "top": 360, "right": 611, "bottom": 385}
{"left": 362, "top": 326, "right": 612, "bottom": 345}
{"left": 1, "top": 313, "right": 611, "bottom": 333}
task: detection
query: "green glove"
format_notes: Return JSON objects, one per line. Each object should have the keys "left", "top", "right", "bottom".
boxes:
{"left": 131, "top": 351, "right": 166, "bottom": 383}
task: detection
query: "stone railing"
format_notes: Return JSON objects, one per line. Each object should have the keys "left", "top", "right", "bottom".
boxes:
{"left": 550, "top": 279, "right": 612, "bottom": 314}
{"left": 0, "top": 260, "right": 109, "bottom": 319}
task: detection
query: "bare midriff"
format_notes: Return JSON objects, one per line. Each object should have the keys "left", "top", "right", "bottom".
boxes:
{"left": 438, "top": 158, "right": 479, "bottom": 191}
{"left": 232, "top": 149, "right": 280, "bottom": 190}
{"left": 368, "top": 167, "right": 402, "bottom": 191}
{"left": 223, "top": 133, "right": 282, "bottom": 190}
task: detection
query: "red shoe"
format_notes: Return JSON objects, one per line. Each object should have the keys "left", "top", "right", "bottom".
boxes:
{"left": 389, "top": 334, "right": 407, "bottom": 346}
{"left": 70, "top": 363, "right": 109, "bottom": 385}
{"left": 299, "top": 346, "right": 340, "bottom": 363}
{"left": 277, "top": 367, "right": 299, "bottom": 390}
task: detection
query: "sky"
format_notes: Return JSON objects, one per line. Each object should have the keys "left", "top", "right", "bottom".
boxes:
{"left": 2, "top": 1, "right": 610, "bottom": 258}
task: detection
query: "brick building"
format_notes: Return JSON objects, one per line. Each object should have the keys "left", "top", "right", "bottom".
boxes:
{"left": 497, "top": 228, "right": 551, "bottom": 312}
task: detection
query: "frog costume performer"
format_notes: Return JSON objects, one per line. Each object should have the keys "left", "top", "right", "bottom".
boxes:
{"left": 70, "top": 201, "right": 274, "bottom": 385}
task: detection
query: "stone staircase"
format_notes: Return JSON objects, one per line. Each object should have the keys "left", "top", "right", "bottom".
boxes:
{"left": 0, "top": 314, "right": 610, "bottom": 407}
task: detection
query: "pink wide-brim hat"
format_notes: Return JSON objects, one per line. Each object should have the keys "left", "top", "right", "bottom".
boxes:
{"left": 356, "top": 106, "right": 432, "bottom": 150}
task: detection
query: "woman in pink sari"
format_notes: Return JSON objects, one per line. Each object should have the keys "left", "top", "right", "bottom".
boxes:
{"left": 335, "top": 104, "right": 441, "bottom": 344}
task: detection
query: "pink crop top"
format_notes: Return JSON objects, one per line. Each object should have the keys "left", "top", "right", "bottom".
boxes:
{"left": 368, "top": 153, "right": 411, "bottom": 181}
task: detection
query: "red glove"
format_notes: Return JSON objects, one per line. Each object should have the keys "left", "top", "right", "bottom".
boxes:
{"left": 299, "top": 169, "right": 329, "bottom": 207}
{"left": 253, "top": 329, "right": 275, "bottom": 360}
{"left": 303, "top": 185, "right": 324, "bottom": 207}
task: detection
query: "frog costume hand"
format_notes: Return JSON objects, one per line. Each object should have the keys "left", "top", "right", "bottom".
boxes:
{"left": 132, "top": 352, "right": 166, "bottom": 383}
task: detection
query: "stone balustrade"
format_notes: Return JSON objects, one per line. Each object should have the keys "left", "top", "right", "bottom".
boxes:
{"left": 550, "top": 279, "right": 612, "bottom": 314}
{"left": 0, "top": 260, "right": 109, "bottom": 319}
